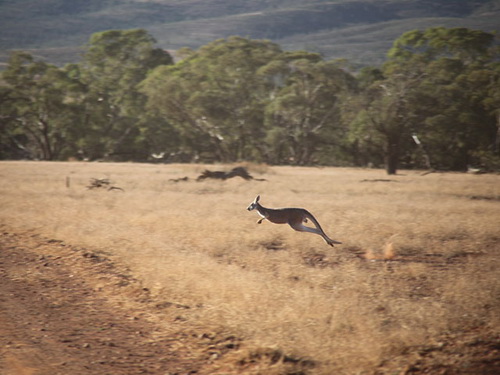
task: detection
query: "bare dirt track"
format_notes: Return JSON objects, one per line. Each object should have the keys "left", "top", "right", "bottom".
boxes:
{"left": 0, "top": 228, "right": 247, "bottom": 375}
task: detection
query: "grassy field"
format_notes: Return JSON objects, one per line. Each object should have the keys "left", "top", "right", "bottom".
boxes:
{"left": 0, "top": 161, "right": 499, "bottom": 374}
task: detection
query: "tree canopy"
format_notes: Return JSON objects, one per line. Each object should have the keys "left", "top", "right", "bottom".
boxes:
{"left": 1, "top": 27, "right": 499, "bottom": 173}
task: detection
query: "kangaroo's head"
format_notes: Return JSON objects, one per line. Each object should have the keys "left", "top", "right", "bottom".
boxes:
{"left": 247, "top": 195, "right": 261, "bottom": 211}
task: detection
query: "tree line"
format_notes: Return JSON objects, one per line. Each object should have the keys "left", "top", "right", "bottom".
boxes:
{"left": 1, "top": 27, "right": 499, "bottom": 174}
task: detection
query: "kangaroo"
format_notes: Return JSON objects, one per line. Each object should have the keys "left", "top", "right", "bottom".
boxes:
{"left": 247, "top": 195, "right": 342, "bottom": 247}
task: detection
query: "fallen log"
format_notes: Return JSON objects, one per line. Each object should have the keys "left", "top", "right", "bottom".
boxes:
{"left": 196, "top": 167, "right": 266, "bottom": 181}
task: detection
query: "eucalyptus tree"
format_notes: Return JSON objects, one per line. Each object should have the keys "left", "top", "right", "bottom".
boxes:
{"left": 384, "top": 27, "right": 498, "bottom": 171}
{"left": 0, "top": 85, "right": 21, "bottom": 159}
{"left": 263, "top": 54, "right": 355, "bottom": 165}
{"left": 140, "top": 37, "right": 284, "bottom": 162}
{"left": 1, "top": 51, "right": 83, "bottom": 160}
{"left": 350, "top": 27, "right": 498, "bottom": 173}
{"left": 350, "top": 73, "right": 422, "bottom": 174}
{"left": 340, "top": 67, "right": 384, "bottom": 167}
{"left": 79, "top": 29, "right": 172, "bottom": 160}
{"left": 484, "top": 61, "right": 500, "bottom": 168}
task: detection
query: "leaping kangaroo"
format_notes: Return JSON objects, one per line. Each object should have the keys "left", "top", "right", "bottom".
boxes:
{"left": 247, "top": 195, "right": 342, "bottom": 247}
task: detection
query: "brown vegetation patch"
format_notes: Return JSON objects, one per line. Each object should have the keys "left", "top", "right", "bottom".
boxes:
{"left": 169, "top": 166, "right": 267, "bottom": 182}
{"left": 302, "top": 252, "right": 337, "bottom": 268}
{"left": 468, "top": 194, "right": 500, "bottom": 202}
{"left": 360, "top": 178, "right": 398, "bottom": 183}
{"left": 234, "top": 347, "right": 316, "bottom": 374}
{"left": 258, "top": 238, "right": 286, "bottom": 251}
{"left": 197, "top": 166, "right": 266, "bottom": 181}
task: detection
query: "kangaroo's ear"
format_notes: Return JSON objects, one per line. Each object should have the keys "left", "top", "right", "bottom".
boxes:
{"left": 255, "top": 195, "right": 260, "bottom": 202}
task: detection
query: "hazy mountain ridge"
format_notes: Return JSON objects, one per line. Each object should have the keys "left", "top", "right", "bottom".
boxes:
{"left": 0, "top": 0, "right": 498, "bottom": 67}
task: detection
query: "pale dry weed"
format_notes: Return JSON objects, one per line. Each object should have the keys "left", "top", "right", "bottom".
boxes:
{"left": 0, "top": 161, "right": 499, "bottom": 373}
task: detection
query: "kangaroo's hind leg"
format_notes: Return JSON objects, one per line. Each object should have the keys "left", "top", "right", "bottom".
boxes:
{"left": 288, "top": 219, "right": 340, "bottom": 247}
{"left": 288, "top": 220, "right": 330, "bottom": 243}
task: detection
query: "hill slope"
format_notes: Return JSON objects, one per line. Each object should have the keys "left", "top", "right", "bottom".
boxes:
{"left": 0, "top": 0, "right": 499, "bottom": 67}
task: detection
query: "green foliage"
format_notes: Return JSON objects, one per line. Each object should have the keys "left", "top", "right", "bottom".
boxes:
{"left": 347, "top": 27, "right": 500, "bottom": 173}
{"left": 1, "top": 27, "right": 499, "bottom": 173}
{"left": 0, "top": 52, "right": 84, "bottom": 160}
{"left": 78, "top": 29, "right": 173, "bottom": 160}
{"left": 388, "top": 27, "right": 494, "bottom": 62}
{"left": 141, "top": 37, "right": 284, "bottom": 162}
{"left": 264, "top": 58, "right": 355, "bottom": 164}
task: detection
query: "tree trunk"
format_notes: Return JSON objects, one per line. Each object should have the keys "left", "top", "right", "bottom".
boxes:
{"left": 495, "top": 111, "right": 500, "bottom": 153}
{"left": 385, "top": 140, "right": 399, "bottom": 175}
{"left": 39, "top": 118, "right": 54, "bottom": 160}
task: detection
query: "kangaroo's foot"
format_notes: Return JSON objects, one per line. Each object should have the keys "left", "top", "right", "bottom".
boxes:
{"left": 326, "top": 239, "right": 342, "bottom": 247}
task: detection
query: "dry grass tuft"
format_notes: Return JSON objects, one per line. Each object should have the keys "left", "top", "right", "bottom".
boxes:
{"left": 364, "top": 237, "right": 397, "bottom": 260}
{"left": 383, "top": 241, "right": 396, "bottom": 260}
{"left": 1, "top": 161, "right": 499, "bottom": 374}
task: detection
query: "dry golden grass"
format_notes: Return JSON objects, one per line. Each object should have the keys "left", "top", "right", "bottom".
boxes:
{"left": 1, "top": 161, "right": 499, "bottom": 374}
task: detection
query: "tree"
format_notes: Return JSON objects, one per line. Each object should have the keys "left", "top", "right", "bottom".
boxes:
{"left": 385, "top": 27, "right": 499, "bottom": 171}
{"left": 141, "top": 37, "right": 283, "bottom": 162}
{"left": 481, "top": 60, "right": 500, "bottom": 169}
{"left": 348, "top": 71, "right": 422, "bottom": 174}
{"left": 79, "top": 29, "right": 172, "bottom": 160}
{"left": 0, "top": 85, "right": 23, "bottom": 159}
{"left": 1, "top": 52, "right": 83, "bottom": 160}
{"left": 264, "top": 56, "right": 355, "bottom": 165}
{"left": 350, "top": 27, "right": 499, "bottom": 173}
{"left": 387, "top": 27, "right": 494, "bottom": 64}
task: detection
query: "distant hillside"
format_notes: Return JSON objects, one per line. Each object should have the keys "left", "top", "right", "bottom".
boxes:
{"left": 0, "top": 0, "right": 499, "bottom": 67}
